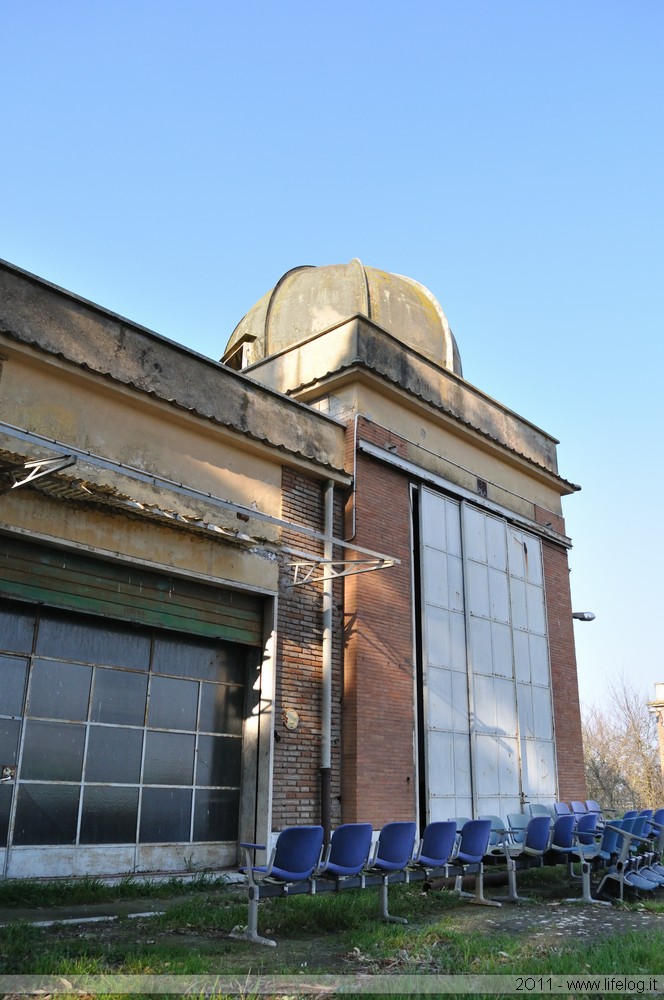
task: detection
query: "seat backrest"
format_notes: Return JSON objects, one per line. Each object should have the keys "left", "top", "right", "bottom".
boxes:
{"left": 585, "top": 799, "right": 603, "bottom": 817}
{"left": 273, "top": 826, "right": 324, "bottom": 878}
{"left": 599, "top": 820, "right": 623, "bottom": 857}
{"left": 457, "top": 818, "right": 491, "bottom": 862}
{"left": 327, "top": 823, "right": 373, "bottom": 872}
{"left": 551, "top": 813, "right": 575, "bottom": 849}
{"left": 479, "top": 814, "right": 507, "bottom": 846}
{"left": 576, "top": 811, "right": 598, "bottom": 845}
{"left": 570, "top": 801, "right": 587, "bottom": 818}
{"left": 507, "top": 813, "right": 529, "bottom": 844}
{"left": 524, "top": 815, "right": 552, "bottom": 853}
{"left": 554, "top": 801, "right": 572, "bottom": 816}
{"left": 630, "top": 815, "right": 649, "bottom": 841}
{"left": 639, "top": 809, "right": 653, "bottom": 837}
{"left": 622, "top": 810, "right": 637, "bottom": 821}
{"left": 374, "top": 821, "right": 417, "bottom": 867}
{"left": 448, "top": 816, "right": 472, "bottom": 829}
{"left": 418, "top": 821, "right": 457, "bottom": 865}
{"left": 614, "top": 816, "right": 643, "bottom": 860}
{"left": 529, "top": 803, "right": 553, "bottom": 822}
{"left": 651, "top": 807, "right": 664, "bottom": 849}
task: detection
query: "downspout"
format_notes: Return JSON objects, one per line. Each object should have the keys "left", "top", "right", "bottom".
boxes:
{"left": 321, "top": 479, "right": 334, "bottom": 845}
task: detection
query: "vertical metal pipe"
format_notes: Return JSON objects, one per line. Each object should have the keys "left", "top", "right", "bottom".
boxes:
{"left": 321, "top": 479, "right": 334, "bottom": 844}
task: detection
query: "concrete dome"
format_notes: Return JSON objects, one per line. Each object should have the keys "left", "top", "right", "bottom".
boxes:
{"left": 222, "top": 260, "right": 463, "bottom": 376}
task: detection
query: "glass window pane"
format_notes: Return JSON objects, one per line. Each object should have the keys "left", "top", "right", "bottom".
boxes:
{"left": 139, "top": 787, "right": 191, "bottom": 843}
{"left": 80, "top": 786, "right": 139, "bottom": 844}
{"left": 0, "top": 602, "right": 36, "bottom": 654}
{"left": 153, "top": 635, "right": 245, "bottom": 684}
{"left": 0, "top": 719, "right": 21, "bottom": 766}
{"left": 193, "top": 788, "right": 239, "bottom": 842}
{"left": 36, "top": 611, "right": 151, "bottom": 670}
{"left": 13, "top": 784, "right": 80, "bottom": 845}
{"left": 199, "top": 683, "right": 244, "bottom": 735}
{"left": 21, "top": 721, "right": 85, "bottom": 781}
{"left": 0, "top": 784, "right": 13, "bottom": 845}
{"left": 85, "top": 727, "right": 143, "bottom": 783}
{"left": 195, "top": 735, "right": 242, "bottom": 787}
{"left": 27, "top": 660, "right": 92, "bottom": 721}
{"left": 143, "top": 732, "right": 195, "bottom": 785}
{"left": 147, "top": 676, "right": 198, "bottom": 731}
{"left": 91, "top": 668, "right": 148, "bottom": 726}
{"left": 0, "top": 657, "right": 28, "bottom": 717}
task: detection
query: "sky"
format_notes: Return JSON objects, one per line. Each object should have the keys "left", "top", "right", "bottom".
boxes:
{"left": 2, "top": 1, "right": 662, "bottom": 711}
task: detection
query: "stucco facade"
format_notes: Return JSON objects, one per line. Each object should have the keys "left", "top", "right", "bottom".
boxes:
{"left": 0, "top": 258, "right": 585, "bottom": 879}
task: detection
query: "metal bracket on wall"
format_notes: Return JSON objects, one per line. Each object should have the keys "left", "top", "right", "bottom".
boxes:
{"left": 0, "top": 454, "right": 77, "bottom": 495}
{"left": 288, "top": 556, "right": 396, "bottom": 587}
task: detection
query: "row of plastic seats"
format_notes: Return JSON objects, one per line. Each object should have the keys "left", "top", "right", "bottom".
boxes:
{"left": 237, "top": 817, "right": 499, "bottom": 945}
{"left": 474, "top": 809, "right": 611, "bottom": 904}
{"left": 554, "top": 799, "right": 604, "bottom": 819}
{"left": 593, "top": 811, "right": 664, "bottom": 901}
{"left": 548, "top": 807, "right": 664, "bottom": 903}
{"left": 459, "top": 802, "right": 664, "bottom": 905}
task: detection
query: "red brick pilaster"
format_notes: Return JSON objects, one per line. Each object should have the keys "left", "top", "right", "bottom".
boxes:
{"left": 342, "top": 422, "right": 416, "bottom": 825}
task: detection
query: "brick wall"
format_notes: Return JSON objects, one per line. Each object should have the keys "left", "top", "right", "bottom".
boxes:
{"left": 342, "top": 420, "right": 417, "bottom": 825}
{"left": 541, "top": 536, "right": 587, "bottom": 801}
{"left": 272, "top": 467, "right": 343, "bottom": 829}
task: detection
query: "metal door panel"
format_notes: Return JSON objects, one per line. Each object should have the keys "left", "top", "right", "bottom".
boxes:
{"left": 510, "top": 579, "right": 528, "bottom": 630}
{"left": 523, "top": 740, "right": 556, "bottom": 799}
{"left": 468, "top": 616, "right": 493, "bottom": 675}
{"left": 513, "top": 629, "right": 531, "bottom": 683}
{"left": 463, "top": 506, "right": 487, "bottom": 562}
{"left": 526, "top": 582, "right": 547, "bottom": 635}
{"left": 486, "top": 515, "right": 508, "bottom": 570}
{"left": 489, "top": 567, "right": 510, "bottom": 622}
{"left": 474, "top": 674, "right": 498, "bottom": 731}
{"left": 423, "top": 546, "right": 449, "bottom": 606}
{"left": 532, "top": 686, "right": 554, "bottom": 741}
{"left": 491, "top": 621, "right": 513, "bottom": 678}
{"left": 529, "top": 633, "right": 550, "bottom": 686}
{"left": 494, "top": 676, "right": 518, "bottom": 736}
{"left": 425, "top": 605, "right": 452, "bottom": 668}
{"left": 447, "top": 555, "right": 465, "bottom": 612}
{"left": 517, "top": 683, "right": 536, "bottom": 739}
{"left": 449, "top": 612, "right": 467, "bottom": 671}
{"left": 467, "top": 560, "right": 490, "bottom": 618}
{"left": 427, "top": 665, "right": 456, "bottom": 731}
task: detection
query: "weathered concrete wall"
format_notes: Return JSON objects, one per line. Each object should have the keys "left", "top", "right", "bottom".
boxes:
{"left": 1, "top": 342, "right": 283, "bottom": 526}
{"left": 329, "top": 383, "right": 570, "bottom": 523}
{"left": 0, "top": 260, "right": 347, "bottom": 475}
{"left": 244, "top": 316, "right": 567, "bottom": 478}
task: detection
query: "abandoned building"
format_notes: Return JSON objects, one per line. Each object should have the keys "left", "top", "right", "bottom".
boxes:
{"left": 0, "top": 258, "right": 586, "bottom": 879}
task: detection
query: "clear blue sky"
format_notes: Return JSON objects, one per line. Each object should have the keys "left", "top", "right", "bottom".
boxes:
{"left": 2, "top": 1, "right": 662, "bottom": 710}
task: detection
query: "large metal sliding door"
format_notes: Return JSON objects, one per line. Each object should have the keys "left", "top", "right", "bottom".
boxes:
{"left": 419, "top": 487, "right": 557, "bottom": 822}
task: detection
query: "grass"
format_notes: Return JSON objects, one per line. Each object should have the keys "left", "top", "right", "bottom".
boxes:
{"left": 0, "top": 872, "right": 225, "bottom": 908}
{"left": 1, "top": 868, "right": 663, "bottom": 996}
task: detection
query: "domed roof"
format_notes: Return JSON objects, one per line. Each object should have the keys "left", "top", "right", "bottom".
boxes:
{"left": 222, "top": 260, "right": 463, "bottom": 377}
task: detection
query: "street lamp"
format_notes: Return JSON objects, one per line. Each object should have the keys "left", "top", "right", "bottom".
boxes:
{"left": 572, "top": 611, "right": 596, "bottom": 622}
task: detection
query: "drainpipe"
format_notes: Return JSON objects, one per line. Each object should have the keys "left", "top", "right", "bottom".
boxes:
{"left": 321, "top": 479, "right": 334, "bottom": 844}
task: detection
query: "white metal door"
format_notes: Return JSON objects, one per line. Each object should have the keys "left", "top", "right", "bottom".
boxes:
{"left": 419, "top": 487, "right": 557, "bottom": 823}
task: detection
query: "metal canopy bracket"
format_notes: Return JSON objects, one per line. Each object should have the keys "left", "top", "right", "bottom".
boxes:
{"left": 0, "top": 454, "right": 77, "bottom": 495}
{"left": 288, "top": 556, "right": 397, "bottom": 587}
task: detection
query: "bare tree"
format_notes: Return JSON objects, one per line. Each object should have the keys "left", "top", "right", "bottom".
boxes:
{"left": 582, "top": 676, "right": 663, "bottom": 814}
